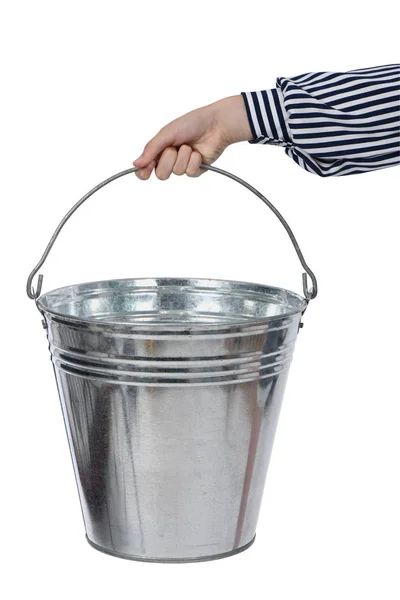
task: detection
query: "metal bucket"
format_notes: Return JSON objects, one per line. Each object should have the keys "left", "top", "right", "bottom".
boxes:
{"left": 27, "top": 165, "right": 317, "bottom": 562}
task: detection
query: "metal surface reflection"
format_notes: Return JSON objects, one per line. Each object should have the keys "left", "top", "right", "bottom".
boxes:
{"left": 39, "top": 277, "right": 306, "bottom": 561}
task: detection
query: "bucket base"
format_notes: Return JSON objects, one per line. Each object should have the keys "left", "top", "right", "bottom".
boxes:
{"left": 85, "top": 534, "right": 256, "bottom": 563}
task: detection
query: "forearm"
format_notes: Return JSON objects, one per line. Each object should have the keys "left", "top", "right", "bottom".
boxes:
{"left": 212, "top": 95, "right": 253, "bottom": 144}
{"left": 133, "top": 65, "right": 399, "bottom": 181}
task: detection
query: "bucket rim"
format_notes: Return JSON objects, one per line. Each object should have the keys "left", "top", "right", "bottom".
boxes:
{"left": 37, "top": 276, "right": 308, "bottom": 330}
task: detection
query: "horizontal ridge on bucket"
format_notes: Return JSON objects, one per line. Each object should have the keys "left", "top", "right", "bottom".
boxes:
{"left": 41, "top": 279, "right": 303, "bottom": 387}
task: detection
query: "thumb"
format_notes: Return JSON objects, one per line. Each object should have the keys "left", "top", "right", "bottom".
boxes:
{"left": 134, "top": 125, "right": 177, "bottom": 167}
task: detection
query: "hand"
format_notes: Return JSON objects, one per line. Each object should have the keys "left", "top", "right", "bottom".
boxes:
{"left": 133, "top": 95, "right": 252, "bottom": 180}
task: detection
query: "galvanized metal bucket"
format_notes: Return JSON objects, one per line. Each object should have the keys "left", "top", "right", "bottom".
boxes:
{"left": 27, "top": 165, "right": 317, "bottom": 562}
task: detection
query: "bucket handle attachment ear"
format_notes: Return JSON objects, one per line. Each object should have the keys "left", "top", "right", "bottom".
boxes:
{"left": 26, "top": 164, "right": 317, "bottom": 302}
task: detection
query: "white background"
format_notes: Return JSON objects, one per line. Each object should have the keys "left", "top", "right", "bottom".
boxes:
{"left": 1, "top": 1, "right": 399, "bottom": 598}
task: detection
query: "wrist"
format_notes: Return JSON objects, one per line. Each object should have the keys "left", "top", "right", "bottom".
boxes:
{"left": 213, "top": 95, "right": 253, "bottom": 145}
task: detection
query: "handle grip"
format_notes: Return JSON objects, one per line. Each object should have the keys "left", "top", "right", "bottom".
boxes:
{"left": 26, "top": 164, "right": 317, "bottom": 301}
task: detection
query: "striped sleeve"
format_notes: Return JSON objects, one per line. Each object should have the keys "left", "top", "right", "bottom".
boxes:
{"left": 241, "top": 64, "right": 400, "bottom": 176}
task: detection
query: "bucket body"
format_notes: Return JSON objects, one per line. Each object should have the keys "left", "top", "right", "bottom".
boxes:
{"left": 38, "top": 277, "right": 306, "bottom": 562}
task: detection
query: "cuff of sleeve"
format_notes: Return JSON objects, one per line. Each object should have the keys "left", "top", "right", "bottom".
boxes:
{"left": 240, "top": 89, "right": 292, "bottom": 146}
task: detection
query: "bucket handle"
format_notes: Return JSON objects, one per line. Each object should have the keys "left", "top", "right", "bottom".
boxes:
{"left": 26, "top": 164, "right": 317, "bottom": 301}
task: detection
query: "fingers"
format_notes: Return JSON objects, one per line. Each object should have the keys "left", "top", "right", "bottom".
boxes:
{"left": 135, "top": 146, "right": 205, "bottom": 181}
{"left": 133, "top": 124, "right": 177, "bottom": 169}
{"left": 135, "top": 160, "right": 156, "bottom": 180}
{"left": 173, "top": 145, "right": 192, "bottom": 175}
{"left": 186, "top": 150, "right": 203, "bottom": 177}
{"left": 155, "top": 147, "right": 178, "bottom": 180}
{"left": 155, "top": 147, "right": 204, "bottom": 179}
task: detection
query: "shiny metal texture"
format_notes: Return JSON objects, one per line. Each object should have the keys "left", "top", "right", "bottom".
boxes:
{"left": 39, "top": 277, "right": 306, "bottom": 561}
{"left": 28, "top": 165, "right": 316, "bottom": 561}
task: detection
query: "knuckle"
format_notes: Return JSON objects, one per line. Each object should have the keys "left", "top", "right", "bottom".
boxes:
{"left": 164, "top": 146, "right": 177, "bottom": 157}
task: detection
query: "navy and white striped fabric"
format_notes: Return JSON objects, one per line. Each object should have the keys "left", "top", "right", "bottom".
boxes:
{"left": 241, "top": 64, "right": 400, "bottom": 176}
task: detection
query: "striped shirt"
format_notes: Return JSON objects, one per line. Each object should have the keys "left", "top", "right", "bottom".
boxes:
{"left": 241, "top": 64, "right": 400, "bottom": 176}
